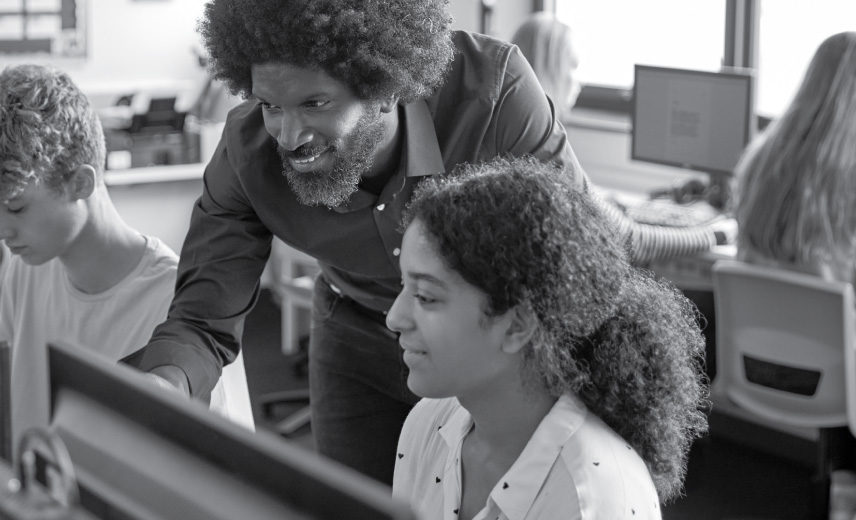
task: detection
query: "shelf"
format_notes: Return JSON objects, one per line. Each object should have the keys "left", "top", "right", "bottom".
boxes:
{"left": 104, "top": 162, "right": 205, "bottom": 186}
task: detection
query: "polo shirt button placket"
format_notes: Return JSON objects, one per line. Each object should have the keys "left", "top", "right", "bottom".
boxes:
{"left": 393, "top": 247, "right": 401, "bottom": 256}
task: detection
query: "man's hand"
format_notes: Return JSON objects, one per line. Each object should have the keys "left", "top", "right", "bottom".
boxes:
{"left": 141, "top": 365, "right": 190, "bottom": 398}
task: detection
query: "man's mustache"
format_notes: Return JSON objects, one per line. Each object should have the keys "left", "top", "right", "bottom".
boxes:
{"left": 278, "top": 143, "right": 333, "bottom": 159}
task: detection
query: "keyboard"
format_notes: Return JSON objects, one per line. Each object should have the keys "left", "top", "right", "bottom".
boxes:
{"left": 619, "top": 198, "right": 725, "bottom": 227}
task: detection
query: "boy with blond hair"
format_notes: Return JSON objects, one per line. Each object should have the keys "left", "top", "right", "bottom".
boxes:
{"left": 0, "top": 64, "right": 254, "bottom": 447}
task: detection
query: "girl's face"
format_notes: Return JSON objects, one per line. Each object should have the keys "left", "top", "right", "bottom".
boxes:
{"left": 386, "top": 219, "right": 521, "bottom": 401}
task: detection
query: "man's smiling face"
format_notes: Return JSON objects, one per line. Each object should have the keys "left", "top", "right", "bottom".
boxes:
{"left": 252, "top": 62, "right": 387, "bottom": 207}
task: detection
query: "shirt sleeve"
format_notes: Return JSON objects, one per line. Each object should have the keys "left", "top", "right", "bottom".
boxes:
{"left": 121, "top": 135, "right": 273, "bottom": 400}
{"left": 591, "top": 189, "right": 717, "bottom": 264}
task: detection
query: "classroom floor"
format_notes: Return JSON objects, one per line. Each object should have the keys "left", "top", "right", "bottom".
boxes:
{"left": 241, "top": 288, "right": 815, "bottom": 520}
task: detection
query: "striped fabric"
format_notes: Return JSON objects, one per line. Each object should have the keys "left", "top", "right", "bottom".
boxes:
{"left": 592, "top": 190, "right": 718, "bottom": 265}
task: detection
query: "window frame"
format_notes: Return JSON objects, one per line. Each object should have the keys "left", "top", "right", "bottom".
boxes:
{"left": 554, "top": 0, "right": 770, "bottom": 129}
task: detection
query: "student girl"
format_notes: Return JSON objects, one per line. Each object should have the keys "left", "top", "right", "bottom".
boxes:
{"left": 735, "top": 31, "right": 856, "bottom": 283}
{"left": 388, "top": 155, "right": 709, "bottom": 519}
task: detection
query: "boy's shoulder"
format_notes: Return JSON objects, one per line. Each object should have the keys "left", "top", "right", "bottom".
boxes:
{"left": 142, "top": 236, "right": 178, "bottom": 267}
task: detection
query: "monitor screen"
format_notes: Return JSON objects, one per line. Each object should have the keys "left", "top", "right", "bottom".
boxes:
{"left": 45, "top": 341, "right": 416, "bottom": 520}
{"left": 631, "top": 64, "right": 755, "bottom": 178}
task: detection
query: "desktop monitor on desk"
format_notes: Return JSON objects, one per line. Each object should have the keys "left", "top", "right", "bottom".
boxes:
{"left": 42, "top": 341, "right": 416, "bottom": 520}
{"left": 631, "top": 64, "right": 755, "bottom": 207}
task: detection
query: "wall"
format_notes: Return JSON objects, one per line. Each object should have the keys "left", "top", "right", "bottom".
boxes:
{"left": 449, "top": 0, "right": 534, "bottom": 41}
{"left": 0, "top": 0, "right": 210, "bottom": 109}
{"left": 107, "top": 178, "right": 201, "bottom": 256}
{"left": 565, "top": 115, "right": 713, "bottom": 196}
{"left": 0, "top": 0, "right": 533, "bottom": 108}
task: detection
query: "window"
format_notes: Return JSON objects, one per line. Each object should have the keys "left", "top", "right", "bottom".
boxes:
{"left": 554, "top": 0, "right": 856, "bottom": 120}
{"left": 756, "top": 0, "right": 856, "bottom": 117}
{"left": 0, "top": 0, "right": 85, "bottom": 57}
{"left": 555, "top": 1, "right": 726, "bottom": 90}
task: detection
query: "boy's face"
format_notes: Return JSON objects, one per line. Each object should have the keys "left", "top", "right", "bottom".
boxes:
{"left": 386, "top": 219, "right": 520, "bottom": 400}
{"left": 0, "top": 180, "right": 85, "bottom": 266}
{"left": 251, "top": 62, "right": 388, "bottom": 208}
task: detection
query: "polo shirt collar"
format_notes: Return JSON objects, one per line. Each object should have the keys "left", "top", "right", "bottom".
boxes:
{"left": 439, "top": 395, "right": 588, "bottom": 520}
{"left": 331, "top": 100, "right": 445, "bottom": 213}
{"left": 402, "top": 100, "right": 445, "bottom": 178}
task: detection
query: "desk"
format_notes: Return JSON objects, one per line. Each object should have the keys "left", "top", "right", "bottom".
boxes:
{"left": 595, "top": 184, "right": 737, "bottom": 290}
{"left": 644, "top": 244, "right": 736, "bottom": 291}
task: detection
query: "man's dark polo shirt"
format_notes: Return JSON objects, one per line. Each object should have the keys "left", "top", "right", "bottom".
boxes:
{"left": 126, "top": 30, "right": 586, "bottom": 397}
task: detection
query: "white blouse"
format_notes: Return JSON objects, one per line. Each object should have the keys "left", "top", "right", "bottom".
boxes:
{"left": 393, "top": 395, "right": 662, "bottom": 520}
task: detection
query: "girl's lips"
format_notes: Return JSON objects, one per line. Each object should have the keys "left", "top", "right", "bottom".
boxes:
{"left": 402, "top": 350, "right": 427, "bottom": 366}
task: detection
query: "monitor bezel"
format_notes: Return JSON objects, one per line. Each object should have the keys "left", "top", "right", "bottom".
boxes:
{"left": 46, "top": 341, "right": 416, "bottom": 520}
{"left": 631, "top": 63, "right": 756, "bottom": 178}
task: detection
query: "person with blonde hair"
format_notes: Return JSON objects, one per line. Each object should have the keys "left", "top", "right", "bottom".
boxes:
{"left": 511, "top": 11, "right": 580, "bottom": 122}
{"left": 735, "top": 31, "right": 856, "bottom": 282}
{"left": 0, "top": 64, "right": 255, "bottom": 449}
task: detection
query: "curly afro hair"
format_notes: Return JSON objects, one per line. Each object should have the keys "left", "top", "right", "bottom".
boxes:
{"left": 0, "top": 64, "right": 105, "bottom": 201}
{"left": 404, "top": 155, "right": 709, "bottom": 502}
{"left": 198, "top": 0, "right": 455, "bottom": 104}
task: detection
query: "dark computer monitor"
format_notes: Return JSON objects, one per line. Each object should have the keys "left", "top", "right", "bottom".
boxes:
{"left": 631, "top": 64, "right": 755, "bottom": 199}
{"left": 44, "top": 341, "right": 416, "bottom": 520}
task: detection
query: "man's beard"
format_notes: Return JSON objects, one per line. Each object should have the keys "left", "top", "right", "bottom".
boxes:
{"left": 278, "top": 110, "right": 386, "bottom": 207}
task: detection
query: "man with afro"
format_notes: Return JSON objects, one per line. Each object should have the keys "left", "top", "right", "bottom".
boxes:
{"left": 123, "top": 0, "right": 693, "bottom": 485}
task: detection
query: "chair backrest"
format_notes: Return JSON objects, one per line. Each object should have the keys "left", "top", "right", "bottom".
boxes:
{"left": 712, "top": 259, "right": 855, "bottom": 428}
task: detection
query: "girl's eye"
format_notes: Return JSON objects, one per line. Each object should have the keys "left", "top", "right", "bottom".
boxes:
{"left": 413, "top": 292, "right": 436, "bottom": 305}
{"left": 260, "top": 101, "right": 278, "bottom": 111}
{"left": 6, "top": 206, "right": 22, "bottom": 215}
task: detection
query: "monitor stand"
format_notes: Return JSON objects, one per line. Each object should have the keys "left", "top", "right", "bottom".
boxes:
{"left": 705, "top": 174, "right": 733, "bottom": 211}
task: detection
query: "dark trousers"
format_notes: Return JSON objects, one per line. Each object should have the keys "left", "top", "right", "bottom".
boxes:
{"left": 308, "top": 276, "right": 419, "bottom": 486}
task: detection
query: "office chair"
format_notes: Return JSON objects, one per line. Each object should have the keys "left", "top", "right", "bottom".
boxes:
{"left": 711, "top": 259, "right": 856, "bottom": 519}
{"left": 259, "top": 246, "right": 319, "bottom": 437}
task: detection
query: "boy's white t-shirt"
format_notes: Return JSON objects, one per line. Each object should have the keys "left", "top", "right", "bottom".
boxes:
{"left": 0, "top": 236, "right": 254, "bottom": 445}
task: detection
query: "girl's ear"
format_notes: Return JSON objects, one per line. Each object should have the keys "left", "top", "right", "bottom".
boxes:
{"left": 501, "top": 304, "right": 538, "bottom": 355}
{"left": 67, "top": 164, "right": 97, "bottom": 200}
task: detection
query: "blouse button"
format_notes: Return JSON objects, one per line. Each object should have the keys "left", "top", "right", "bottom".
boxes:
{"left": 377, "top": 204, "right": 385, "bottom": 211}
{"left": 393, "top": 247, "right": 401, "bottom": 256}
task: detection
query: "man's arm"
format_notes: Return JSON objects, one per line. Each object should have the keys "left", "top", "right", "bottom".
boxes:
{"left": 122, "top": 127, "right": 273, "bottom": 400}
